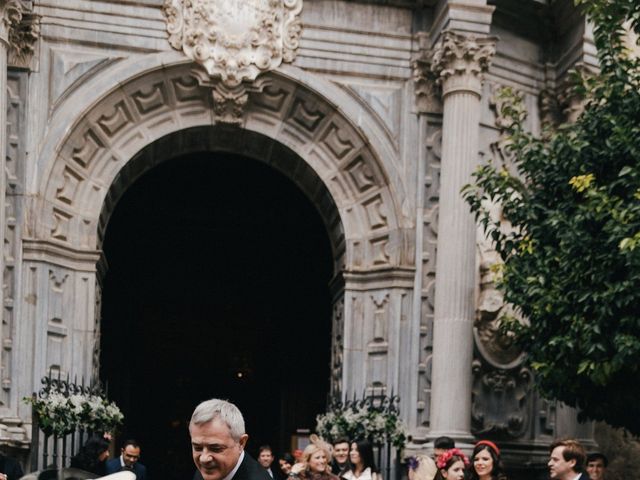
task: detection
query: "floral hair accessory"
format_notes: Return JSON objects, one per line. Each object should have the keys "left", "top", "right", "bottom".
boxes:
{"left": 408, "top": 456, "right": 419, "bottom": 471}
{"left": 436, "top": 448, "right": 470, "bottom": 469}
{"left": 475, "top": 440, "right": 500, "bottom": 456}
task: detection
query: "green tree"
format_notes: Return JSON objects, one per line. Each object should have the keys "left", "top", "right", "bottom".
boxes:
{"left": 463, "top": 0, "right": 640, "bottom": 434}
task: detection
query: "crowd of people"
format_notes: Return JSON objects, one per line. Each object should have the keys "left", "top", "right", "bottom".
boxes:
{"left": 0, "top": 398, "right": 612, "bottom": 480}
{"left": 406, "top": 437, "right": 608, "bottom": 480}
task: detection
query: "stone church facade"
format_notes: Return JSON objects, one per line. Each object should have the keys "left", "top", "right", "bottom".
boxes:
{"left": 0, "top": 0, "right": 597, "bottom": 476}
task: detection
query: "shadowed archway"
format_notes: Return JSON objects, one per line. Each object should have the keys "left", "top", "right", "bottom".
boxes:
{"left": 100, "top": 151, "right": 333, "bottom": 480}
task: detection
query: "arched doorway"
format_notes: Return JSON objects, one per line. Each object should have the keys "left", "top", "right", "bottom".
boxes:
{"left": 100, "top": 150, "right": 333, "bottom": 479}
{"left": 29, "top": 61, "right": 414, "bottom": 479}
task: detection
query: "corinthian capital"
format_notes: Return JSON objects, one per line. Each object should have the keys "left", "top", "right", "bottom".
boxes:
{"left": 431, "top": 31, "right": 497, "bottom": 98}
{"left": 0, "top": 0, "right": 22, "bottom": 45}
{"left": 0, "top": 0, "right": 39, "bottom": 68}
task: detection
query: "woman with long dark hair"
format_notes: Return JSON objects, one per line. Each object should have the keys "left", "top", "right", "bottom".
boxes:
{"left": 470, "top": 441, "right": 507, "bottom": 480}
{"left": 70, "top": 435, "right": 110, "bottom": 476}
{"left": 341, "top": 440, "right": 380, "bottom": 480}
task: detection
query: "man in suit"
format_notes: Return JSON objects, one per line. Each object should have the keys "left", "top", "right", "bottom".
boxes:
{"left": 105, "top": 439, "right": 148, "bottom": 480}
{"left": 330, "top": 439, "right": 349, "bottom": 475}
{"left": 0, "top": 453, "right": 23, "bottom": 480}
{"left": 257, "top": 446, "right": 279, "bottom": 479}
{"left": 548, "top": 439, "right": 589, "bottom": 480}
{"left": 189, "top": 398, "right": 272, "bottom": 480}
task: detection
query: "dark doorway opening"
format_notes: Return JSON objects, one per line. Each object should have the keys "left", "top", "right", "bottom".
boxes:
{"left": 100, "top": 152, "right": 334, "bottom": 480}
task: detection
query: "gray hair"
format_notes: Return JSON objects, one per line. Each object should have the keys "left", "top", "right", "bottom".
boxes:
{"left": 190, "top": 398, "right": 246, "bottom": 441}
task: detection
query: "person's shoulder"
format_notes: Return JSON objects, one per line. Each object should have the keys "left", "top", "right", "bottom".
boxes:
{"left": 105, "top": 458, "right": 121, "bottom": 473}
{"left": 235, "top": 454, "right": 271, "bottom": 480}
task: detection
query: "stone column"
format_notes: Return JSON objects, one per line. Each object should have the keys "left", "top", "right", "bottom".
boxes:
{"left": 428, "top": 31, "right": 496, "bottom": 443}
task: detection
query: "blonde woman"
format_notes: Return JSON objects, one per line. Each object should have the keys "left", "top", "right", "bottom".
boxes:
{"left": 289, "top": 439, "right": 339, "bottom": 480}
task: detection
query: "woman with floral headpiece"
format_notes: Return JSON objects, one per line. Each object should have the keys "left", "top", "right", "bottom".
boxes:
{"left": 434, "top": 449, "right": 469, "bottom": 480}
{"left": 470, "top": 441, "right": 507, "bottom": 480}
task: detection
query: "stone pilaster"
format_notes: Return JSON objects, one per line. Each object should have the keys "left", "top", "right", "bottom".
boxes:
{"left": 428, "top": 31, "right": 496, "bottom": 443}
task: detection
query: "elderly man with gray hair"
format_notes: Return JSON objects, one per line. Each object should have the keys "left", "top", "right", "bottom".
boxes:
{"left": 190, "top": 399, "right": 271, "bottom": 480}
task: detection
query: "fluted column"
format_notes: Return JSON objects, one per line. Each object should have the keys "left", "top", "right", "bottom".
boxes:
{"left": 428, "top": 31, "right": 496, "bottom": 442}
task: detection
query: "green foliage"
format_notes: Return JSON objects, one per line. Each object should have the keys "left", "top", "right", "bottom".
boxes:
{"left": 463, "top": 0, "right": 640, "bottom": 433}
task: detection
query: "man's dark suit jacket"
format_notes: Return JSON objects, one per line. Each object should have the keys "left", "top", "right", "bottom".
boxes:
{"left": 0, "top": 455, "right": 23, "bottom": 480}
{"left": 193, "top": 453, "right": 272, "bottom": 480}
{"left": 105, "top": 457, "right": 148, "bottom": 480}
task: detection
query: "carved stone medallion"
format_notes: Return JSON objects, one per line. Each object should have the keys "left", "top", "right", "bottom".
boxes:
{"left": 162, "top": 0, "right": 303, "bottom": 88}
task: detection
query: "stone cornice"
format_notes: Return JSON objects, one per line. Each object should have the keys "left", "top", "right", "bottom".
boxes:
{"left": 22, "top": 238, "right": 101, "bottom": 272}
{"left": 343, "top": 267, "right": 415, "bottom": 290}
{"left": 431, "top": 30, "right": 497, "bottom": 98}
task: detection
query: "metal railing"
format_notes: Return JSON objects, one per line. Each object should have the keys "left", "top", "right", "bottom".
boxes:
{"left": 326, "top": 389, "right": 403, "bottom": 480}
{"left": 30, "top": 372, "right": 105, "bottom": 472}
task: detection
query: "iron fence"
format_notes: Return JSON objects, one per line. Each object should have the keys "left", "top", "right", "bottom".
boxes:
{"left": 326, "top": 389, "right": 403, "bottom": 480}
{"left": 29, "top": 372, "right": 105, "bottom": 472}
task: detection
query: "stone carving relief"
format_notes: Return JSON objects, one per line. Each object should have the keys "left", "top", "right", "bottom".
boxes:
{"left": 471, "top": 87, "right": 534, "bottom": 439}
{"left": 411, "top": 33, "right": 442, "bottom": 114}
{"left": 162, "top": 0, "right": 303, "bottom": 123}
{"left": 416, "top": 126, "right": 441, "bottom": 430}
{"left": 472, "top": 248, "right": 533, "bottom": 438}
{"left": 539, "top": 63, "right": 595, "bottom": 128}
{"left": 471, "top": 359, "right": 532, "bottom": 438}
{"left": 367, "top": 292, "right": 389, "bottom": 393}
{"left": 1, "top": 73, "right": 26, "bottom": 411}
{"left": 330, "top": 297, "right": 345, "bottom": 398}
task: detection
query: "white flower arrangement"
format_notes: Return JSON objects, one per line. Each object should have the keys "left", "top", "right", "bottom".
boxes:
{"left": 316, "top": 400, "right": 407, "bottom": 449}
{"left": 25, "top": 389, "right": 124, "bottom": 437}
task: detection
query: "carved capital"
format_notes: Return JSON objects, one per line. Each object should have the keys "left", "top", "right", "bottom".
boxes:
{"left": 0, "top": 0, "right": 22, "bottom": 45}
{"left": 0, "top": 1, "right": 39, "bottom": 68}
{"left": 163, "top": 0, "right": 303, "bottom": 88}
{"left": 8, "top": 10, "right": 39, "bottom": 68}
{"left": 431, "top": 31, "right": 496, "bottom": 97}
{"left": 412, "top": 56, "right": 442, "bottom": 114}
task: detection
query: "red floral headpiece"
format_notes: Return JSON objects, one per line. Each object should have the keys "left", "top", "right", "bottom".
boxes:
{"left": 436, "top": 448, "right": 470, "bottom": 469}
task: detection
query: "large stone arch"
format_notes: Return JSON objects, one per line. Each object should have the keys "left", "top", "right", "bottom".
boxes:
{"left": 22, "top": 56, "right": 417, "bottom": 409}
{"left": 31, "top": 57, "right": 412, "bottom": 273}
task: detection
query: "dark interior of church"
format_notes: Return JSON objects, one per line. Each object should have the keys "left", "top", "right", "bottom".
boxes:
{"left": 99, "top": 151, "right": 334, "bottom": 480}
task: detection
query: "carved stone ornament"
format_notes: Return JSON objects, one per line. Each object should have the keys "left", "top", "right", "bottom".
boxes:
{"left": 411, "top": 32, "right": 442, "bottom": 114}
{"left": 471, "top": 359, "right": 533, "bottom": 439}
{"left": 190, "top": 66, "right": 270, "bottom": 124}
{"left": 431, "top": 30, "right": 496, "bottom": 97}
{"left": 1, "top": 0, "right": 39, "bottom": 69}
{"left": 162, "top": 0, "right": 303, "bottom": 88}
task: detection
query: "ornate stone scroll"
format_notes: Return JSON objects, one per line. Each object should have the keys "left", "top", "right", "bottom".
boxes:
{"left": 1, "top": 0, "right": 40, "bottom": 69}
{"left": 162, "top": 0, "right": 303, "bottom": 88}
